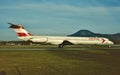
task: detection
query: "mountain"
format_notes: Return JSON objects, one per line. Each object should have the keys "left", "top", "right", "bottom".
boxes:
{"left": 69, "top": 30, "right": 120, "bottom": 44}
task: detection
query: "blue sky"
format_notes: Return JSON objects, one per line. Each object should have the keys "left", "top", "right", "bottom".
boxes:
{"left": 0, "top": 0, "right": 120, "bottom": 40}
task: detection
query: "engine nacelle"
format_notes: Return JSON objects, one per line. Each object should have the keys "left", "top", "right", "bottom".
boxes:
{"left": 29, "top": 38, "right": 47, "bottom": 43}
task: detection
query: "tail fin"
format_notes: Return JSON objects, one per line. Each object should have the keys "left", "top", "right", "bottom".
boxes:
{"left": 8, "top": 23, "right": 32, "bottom": 37}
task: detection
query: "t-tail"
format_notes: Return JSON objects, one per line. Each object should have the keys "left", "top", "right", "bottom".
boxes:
{"left": 8, "top": 23, "right": 32, "bottom": 40}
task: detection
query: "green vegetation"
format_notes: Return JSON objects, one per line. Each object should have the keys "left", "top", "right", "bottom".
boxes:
{"left": 0, "top": 46, "right": 120, "bottom": 75}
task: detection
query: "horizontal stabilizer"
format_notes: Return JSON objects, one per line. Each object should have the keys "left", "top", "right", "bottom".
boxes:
{"left": 8, "top": 23, "right": 24, "bottom": 29}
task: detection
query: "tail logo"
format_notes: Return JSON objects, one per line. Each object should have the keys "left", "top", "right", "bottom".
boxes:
{"left": 8, "top": 23, "right": 32, "bottom": 37}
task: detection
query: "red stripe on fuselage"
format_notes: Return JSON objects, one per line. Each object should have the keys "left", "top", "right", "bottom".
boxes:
{"left": 102, "top": 38, "right": 106, "bottom": 43}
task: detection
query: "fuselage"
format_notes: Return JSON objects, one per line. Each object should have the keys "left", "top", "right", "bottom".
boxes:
{"left": 18, "top": 35, "right": 113, "bottom": 45}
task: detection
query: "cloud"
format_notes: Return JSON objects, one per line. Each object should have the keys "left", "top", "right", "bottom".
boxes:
{"left": 0, "top": 0, "right": 120, "bottom": 40}
{"left": 1, "top": 2, "right": 119, "bottom": 17}
{"left": 0, "top": 0, "right": 120, "bottom": 8}
{"left": 0, "top": 2, "right": 120, "bottom": 35}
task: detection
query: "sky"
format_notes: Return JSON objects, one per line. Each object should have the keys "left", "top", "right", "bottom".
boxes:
{"left": 0, "top": 0, "right": 120, "bottom": 40}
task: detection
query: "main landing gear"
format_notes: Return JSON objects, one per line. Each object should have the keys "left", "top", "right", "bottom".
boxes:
{"left": 58, "top": 40, "right": 74, "bottom": 48}
{"left": 58, "top": 44, "right": 65, "bottom": 48}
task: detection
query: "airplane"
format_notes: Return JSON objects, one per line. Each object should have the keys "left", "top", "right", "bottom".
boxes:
{"left": 8, "top": 23, "right": 114, "bottom": 48}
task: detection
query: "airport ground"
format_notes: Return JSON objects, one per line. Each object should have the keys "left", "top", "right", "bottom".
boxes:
{"left": 0, "top": 45, "right": 120, "bottom": 75}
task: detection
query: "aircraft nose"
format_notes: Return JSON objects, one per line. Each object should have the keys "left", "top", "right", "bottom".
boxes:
{"left": 109, "top": 41, "right": 114, "bottom": 44}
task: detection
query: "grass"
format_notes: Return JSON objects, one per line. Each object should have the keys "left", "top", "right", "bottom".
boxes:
{"left": 0, "top": 46, "right": 120, "bottom": 75}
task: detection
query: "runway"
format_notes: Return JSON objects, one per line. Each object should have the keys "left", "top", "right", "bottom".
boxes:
{"left": 0, "top": 45, "right": 120, "bottom": 50}
{"left": 0, "top": 45, "right": 120, "bottom": 75}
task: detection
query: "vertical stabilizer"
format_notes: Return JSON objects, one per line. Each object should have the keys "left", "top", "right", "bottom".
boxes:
{"left": 8, "top": 23, "right": 32, "bottom": 37}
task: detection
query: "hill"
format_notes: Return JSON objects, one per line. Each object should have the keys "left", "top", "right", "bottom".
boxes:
{"left": 69, "top": 30, "right": 120, "bottom": 44}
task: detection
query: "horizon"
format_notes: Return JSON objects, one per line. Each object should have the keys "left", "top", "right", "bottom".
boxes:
{"left": 1, "top": 28, "right": 120, "bottom": 41}
{"left": 0, "top": 0, "right": 120, "bottom": 41}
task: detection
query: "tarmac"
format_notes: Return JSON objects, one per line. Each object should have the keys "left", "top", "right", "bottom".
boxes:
{"left": 0, "top": 45, "right": 120, "bottom": 50}
{"left": 0, "top": 45, "right": 120, "bottom": 75}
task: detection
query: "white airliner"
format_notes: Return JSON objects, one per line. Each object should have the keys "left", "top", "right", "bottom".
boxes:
{"left": 8, "top": 23, "right": 113, "bottom": 48}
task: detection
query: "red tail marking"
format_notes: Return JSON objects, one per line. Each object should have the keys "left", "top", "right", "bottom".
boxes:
{"left": 17, "top": 32, "right": 32, "bottom": 37}
{"left": 17, "top": 33, "right": 28, "bottom": 37}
